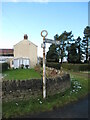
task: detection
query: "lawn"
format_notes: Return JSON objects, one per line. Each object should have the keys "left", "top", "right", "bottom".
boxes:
{"left": 2, "top": 70, "right": 89, "bottom": 118}
{"left": 2, "top": 68, "right": 41, "bottom": 80}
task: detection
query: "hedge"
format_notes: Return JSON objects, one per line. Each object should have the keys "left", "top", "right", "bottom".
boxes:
{"left": 62, "top": 63, "right": 90, "bottom": 71}
{"left": 0, "top": 63, "right": 9, "bottom": 72}
{"left": 47, "top": 59, "right": 59, "bottom": 62}
{"left": 46, "top": 62, "right": 61, "bottom": 70}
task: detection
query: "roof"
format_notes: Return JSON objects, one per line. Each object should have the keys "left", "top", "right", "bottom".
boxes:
{"left": 30, "top": 41, "right": 38, "bottom": 47}
{"left": 14, "top": 39, "right": 38, "bottom": 47}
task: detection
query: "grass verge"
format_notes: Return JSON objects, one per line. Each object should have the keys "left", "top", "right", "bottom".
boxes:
{"left": 2, "top": 69, "right": 41, "bottom": 80}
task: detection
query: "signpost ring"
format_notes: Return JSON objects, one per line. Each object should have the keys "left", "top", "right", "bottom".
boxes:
{"left": 41, "top": 30, "right": 48, "bottom": 38}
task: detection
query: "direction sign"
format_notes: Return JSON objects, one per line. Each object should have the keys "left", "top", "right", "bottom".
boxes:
{"left": 45, "top": 38, "right": 60, "bottom": 45}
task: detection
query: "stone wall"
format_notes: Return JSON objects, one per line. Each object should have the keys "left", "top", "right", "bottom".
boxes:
{"left": 2, "top": 74, "right": 70, "bottom": 101}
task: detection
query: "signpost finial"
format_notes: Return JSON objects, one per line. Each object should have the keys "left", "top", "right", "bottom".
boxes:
{"left": 41, "top": 30, "right": 48, "bottom": 38}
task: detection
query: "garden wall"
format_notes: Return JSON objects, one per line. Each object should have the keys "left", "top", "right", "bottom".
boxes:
{"left": 2, "top": 74, "right": 70, "bottom": 101}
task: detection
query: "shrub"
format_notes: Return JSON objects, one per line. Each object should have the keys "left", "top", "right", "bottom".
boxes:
{"left": 39, "top": 58, "right": 43, "bottom": 67}
{"left": 34, "top": 64, "right": 41, "bottom": 73}
{"left": 47, "top": 59, "right": 59, "bottom": 62}
{"left": 20, "top": 64, "right": 24, "bottom": 69}
{"left": 25, "top": 65, "right": 29, "bottom": 69}
{"left": 46, "top": 62, "right": 61, "bottom": 70}
{"left": 62, "top": 63, "right": 90, "bottom": 71}
{"left": 79, "top": 64, "right": 90, "bottom": 71}
{"left": 1, "top": 63, "right": 9, "bottom": 72}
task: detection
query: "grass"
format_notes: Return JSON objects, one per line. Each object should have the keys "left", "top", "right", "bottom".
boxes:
{"left": 2, "top": 69, "right": 89, "bottom": 118}
{"left": 2, "top": 68, "right": 41, "bottom": 80}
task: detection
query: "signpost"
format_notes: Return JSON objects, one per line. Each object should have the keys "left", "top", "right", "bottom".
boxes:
{"left": 41, "top": 30, "right": 61, "bottom": 99}
{"left": 45, "top": 39, "right": 60, "bottom": 45}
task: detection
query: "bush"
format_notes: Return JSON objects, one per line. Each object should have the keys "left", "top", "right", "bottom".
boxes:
{"left": 1, "top": 63, "right": 9, "bottom": 72}
{"left": 47, "top": 59, "right": 59, "bottom": 62}
{"left": 25, "top": 65, "right": 29, "bottom": 69}
{"left": 46, "top": 62, "right": 61, "bottom": 70}
{"left": 34, "top": 64, "right": 41, "bottom": 73}
{"left": 39, "top": 58, "right": 43, "bottom": 67}
{"left": 20, "top": 64, "right": 24, "bottom": 69}
{"left": 62, "top": 63, "right": 90, "bottom": 71}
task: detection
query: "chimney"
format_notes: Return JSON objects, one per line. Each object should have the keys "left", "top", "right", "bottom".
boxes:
{"left": 24, "top": 34, "right": 28, "bottom": 40}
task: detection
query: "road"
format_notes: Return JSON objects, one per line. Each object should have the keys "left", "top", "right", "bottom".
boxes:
{"left": 20, "top": 95, "right": 89, "bottom": 118}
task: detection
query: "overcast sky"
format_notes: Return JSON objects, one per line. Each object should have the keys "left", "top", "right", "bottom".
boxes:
{"left": 0, "top": 1, "right": 89, "bottom": 57}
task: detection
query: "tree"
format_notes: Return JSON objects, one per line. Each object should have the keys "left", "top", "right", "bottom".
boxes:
{"left": 46, "top": 44, "right": 59, "bottom": 62}
{"left": 54, "top": 31, "right": 73, "bottom": 63}
{"left": 54, "top": 34, "right": 59, "bottom": 40}
{"left": 63, "top": 31, "right": 73, "bottom": 62}
{"left": 58, "top": 32, "right": 66, "bottom": 64}
{"left": 75, "top": 36, "right": 83, "bottom": 63}
{"left": 68, "top": 43, "right": 78, "bottom": 63}
{"left": 82, "top": 26, "right": 90, "bottom": 63}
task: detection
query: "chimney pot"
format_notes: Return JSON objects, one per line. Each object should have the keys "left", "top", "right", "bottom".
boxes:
{"left": 24, "top": 34, "right": 28, "bottom": 40}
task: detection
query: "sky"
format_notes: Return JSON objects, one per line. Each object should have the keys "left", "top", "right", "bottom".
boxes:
{"left": 0, "top": 1, "right": 89, "bottom": 57}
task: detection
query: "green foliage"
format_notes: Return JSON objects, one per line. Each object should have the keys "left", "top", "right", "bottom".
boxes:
{"left": 34, "top": 64, "right": 42, "bottom": 74}
{"left": 54, "top": 31, "right": 73, "bottom": 63}
{"left": 82, "top": 26, "right": 90, "bottom": 63}
{"left": 84, "top": 26, "right": 90, "bottom": 37}
{"left": 54, "top": 34, "right": 59, "bottom": 40}
{"left": 46, "top": 62, "right": 61, "bottom": 70}
{"left": 53, "top": 26, "right": 90, "bottom": 63}
{"left": 39, "top": 57, "right": 43, "bottom": 67}
{"left": 1, "top": 63, "right": 9, "bottom": 72}
{"left": 46, "top": 44, "right": 59, "bottom": 62}
{"left": 62, "top": 63, "right": 90, "bottom": 71}
{"left": 68, "top": 43, "right": 79, "bottom": 63}
{"left": 75, "top": 36, "right": 84, "bottom": 63}
{"left": 20, "top": 64, "right": 24, "bottom": 69}
{"left": 79, "top": 64, "right": 90, "bottom": 71}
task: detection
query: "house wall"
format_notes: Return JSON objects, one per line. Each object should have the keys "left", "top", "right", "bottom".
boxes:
{"left": 14, "top": 39, "right": 37, "bottom": 68}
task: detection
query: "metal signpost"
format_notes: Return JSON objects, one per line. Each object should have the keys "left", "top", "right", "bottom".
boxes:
{"left": 41, "top": 30, "right": 61, "bottom": 99}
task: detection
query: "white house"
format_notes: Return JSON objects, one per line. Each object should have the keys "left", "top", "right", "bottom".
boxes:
{"left": 13, "top": 34, "right": 38, "bottom": 68}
